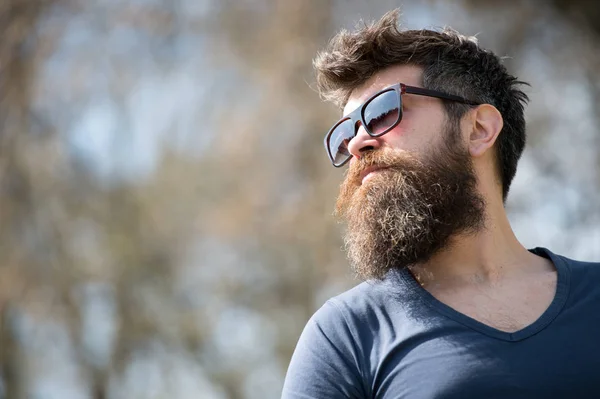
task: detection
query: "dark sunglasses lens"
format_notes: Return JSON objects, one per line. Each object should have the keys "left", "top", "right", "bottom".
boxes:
{"left": 329, "top": 119, "right": 355, "bottom": 166}
{"left": 364, "top": 90, "right": 400, "bottom": 136}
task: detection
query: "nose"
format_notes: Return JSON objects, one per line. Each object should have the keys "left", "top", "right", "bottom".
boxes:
{"left": 347, "top": 121, "right": 382, "bottom": 159}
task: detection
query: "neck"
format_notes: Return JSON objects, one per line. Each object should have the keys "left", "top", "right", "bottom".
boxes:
{"left": 409, "top": 193, "right": 550, "bottom": 288}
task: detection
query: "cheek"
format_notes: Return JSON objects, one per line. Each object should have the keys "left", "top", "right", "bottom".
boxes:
{"left": 382, "top": 111, "right": 446, "bottom": 153}
{"left": 413, "top": 108, "right": 447, "bottom": 139}
{"left": 380, "top": 127, "right": 419, "bottom": 153}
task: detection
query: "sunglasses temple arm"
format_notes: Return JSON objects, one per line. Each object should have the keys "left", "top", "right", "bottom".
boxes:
{"left": 404, "top": 86, "right": 479, "bottom": 105}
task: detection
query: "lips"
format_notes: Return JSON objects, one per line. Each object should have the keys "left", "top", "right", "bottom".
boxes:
{"left": 359, "top": 166, "right": 389, "bottom": 184}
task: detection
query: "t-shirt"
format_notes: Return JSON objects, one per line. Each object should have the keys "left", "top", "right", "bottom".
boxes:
{"left": 282, "top": 248, "right": 600, "bottom": 398}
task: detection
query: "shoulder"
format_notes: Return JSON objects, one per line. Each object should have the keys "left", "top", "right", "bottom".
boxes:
{"left": 531, "top": 247, "right": 600, "bottom": 272}
{"left": 303, "top": 277, "right": 409, "bottom": 359}
{"left": 539, "top": 247, "right": 600, "bottom": 274}
{"left": 307, "top": 280, "right": 391, "bottom": 343}
{"left": 282, "top": 283, "right": 386, "bottom": 398}
{"left": 534, "top": 247, "right": 600, "bottom": 300}
{"left": 283, "top": 278, "right": 410, "bottom": 399}
{"left": 299, "top": 279, "right": 396, "bottom": 345}
{"left": 316, "top": 276, "right": 409, "bottom": 331}
{"left": 328, "top": 279, "right": 392, "bottom": 313}
{"left": 306, "top": 274, "right": 418, "bottom": 362}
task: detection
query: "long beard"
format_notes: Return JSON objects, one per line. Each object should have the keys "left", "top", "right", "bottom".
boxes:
{"left": 335, "top": 135, "right": 486, "bottom": 281}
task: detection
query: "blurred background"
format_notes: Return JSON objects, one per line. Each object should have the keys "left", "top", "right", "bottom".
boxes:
{"left": 1, "top": 0, "right": 599, "bottom": 398}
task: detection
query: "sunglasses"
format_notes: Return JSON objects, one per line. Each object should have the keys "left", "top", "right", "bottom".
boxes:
{"left": 324, "top": 83, "right": 480, "bottom": 167}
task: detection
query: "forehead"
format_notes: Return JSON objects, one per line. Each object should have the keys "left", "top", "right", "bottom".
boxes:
{"left": 343, "top": 64, "right": 424, "bottom": 116}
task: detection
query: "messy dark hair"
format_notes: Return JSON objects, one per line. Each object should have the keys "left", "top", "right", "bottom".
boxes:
{"left": 314, "top": 9, "right": 529, "bottom": 201}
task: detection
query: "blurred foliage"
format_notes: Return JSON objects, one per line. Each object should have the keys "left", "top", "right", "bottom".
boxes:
{"left": 0, "top": 0, "right": 599, "bottom": 398}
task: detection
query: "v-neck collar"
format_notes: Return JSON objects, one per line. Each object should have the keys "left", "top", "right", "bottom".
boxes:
{"left": 397, "top": 247, "right": 571, "bottom": 342}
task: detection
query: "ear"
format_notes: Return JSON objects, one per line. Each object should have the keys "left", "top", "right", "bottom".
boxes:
{"left": 468, "top": 104, "right": 503, "bottom": 158}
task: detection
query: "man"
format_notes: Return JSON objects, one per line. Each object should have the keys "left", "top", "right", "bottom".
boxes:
{"left": 282, "top": 9, "right": 600, "bottom": 399}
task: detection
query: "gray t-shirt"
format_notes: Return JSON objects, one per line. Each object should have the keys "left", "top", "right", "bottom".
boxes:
{"left": 282, "top": 248, "right": 600, "bottom": 398}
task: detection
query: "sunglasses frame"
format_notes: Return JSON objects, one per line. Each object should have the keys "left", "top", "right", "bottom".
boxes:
{"left": 324, "top": 83, "right": 481, "bottom": 167}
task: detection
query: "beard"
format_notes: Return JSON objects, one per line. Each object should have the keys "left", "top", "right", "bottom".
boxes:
{"left": 335, "top": 125, "right": 486, "bottom": 281}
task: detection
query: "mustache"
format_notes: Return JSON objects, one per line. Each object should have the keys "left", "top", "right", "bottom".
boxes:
{"left": 346, "top": 149, "right": 422, "bottom": 185}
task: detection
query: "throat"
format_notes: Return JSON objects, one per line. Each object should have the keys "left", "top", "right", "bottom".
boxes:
{"left": 415, "top": 264, "right": 557, "bottom": 333}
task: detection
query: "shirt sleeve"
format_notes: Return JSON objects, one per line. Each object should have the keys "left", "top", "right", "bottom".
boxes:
{"left": 281, "top": 300, "right": 368, "bottom": 399}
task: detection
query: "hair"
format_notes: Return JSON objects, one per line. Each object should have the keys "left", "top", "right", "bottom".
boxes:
{"left": 314, "top": 9, "right": 529, "bottom": 201}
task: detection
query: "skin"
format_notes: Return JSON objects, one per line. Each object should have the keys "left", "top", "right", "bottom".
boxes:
{"left": 343, "top": 64, "right": 556, "bottom": 333}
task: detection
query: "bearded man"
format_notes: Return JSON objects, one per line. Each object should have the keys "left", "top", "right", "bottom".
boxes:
{"left": 282, "top": 9, "right": 600, "bottom": 399}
